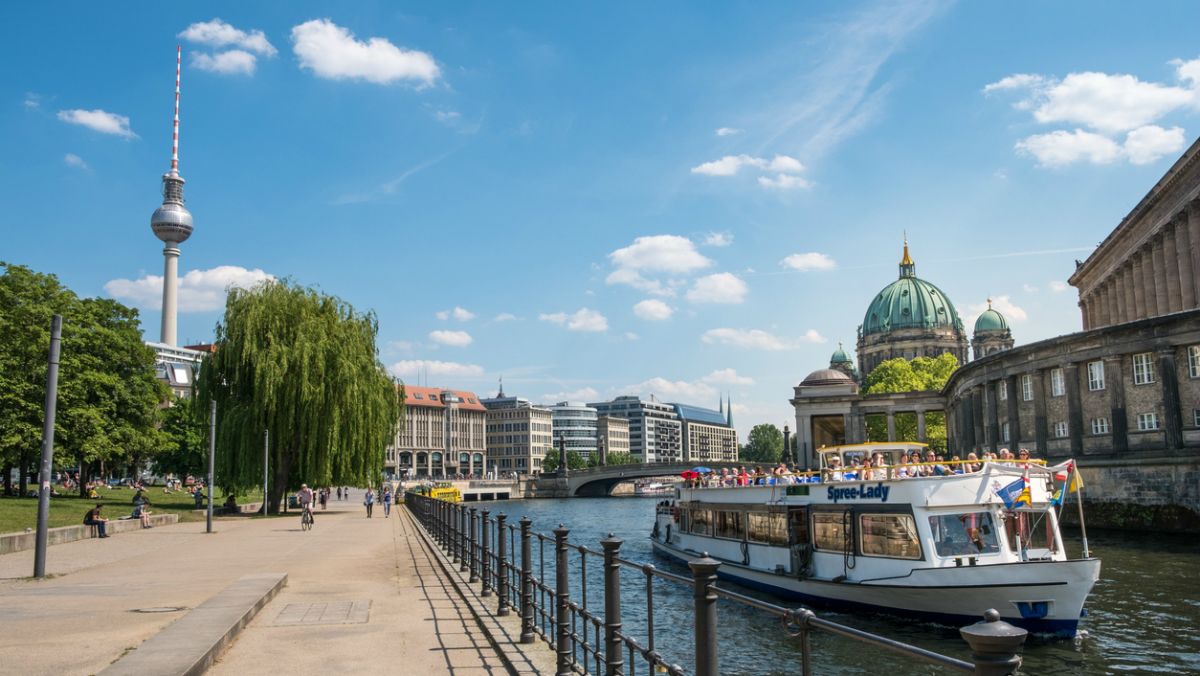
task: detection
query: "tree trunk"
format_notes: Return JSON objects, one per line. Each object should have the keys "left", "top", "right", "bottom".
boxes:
{"left": 18, "top": 450, "right": 30, "bottom": 497}
{"left": 78, "top": 459, "right": 89, "bottom": 498}
{"left": 268, "top": 449, "right": 294, "bottom": 515}
{"left": 2, "top": 463, "right": 12, "bottom": 496}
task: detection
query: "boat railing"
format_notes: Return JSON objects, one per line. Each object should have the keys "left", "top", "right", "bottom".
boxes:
{"left": 405, "top": 490, "right": 1029, "bottom": 676}
{"left": 687, "top": 458, "right": 1051, "bottom": 489}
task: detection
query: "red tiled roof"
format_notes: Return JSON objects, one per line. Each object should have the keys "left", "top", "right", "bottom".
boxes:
{"left": 398, "top": 385, "right": 486, "bottom": 412}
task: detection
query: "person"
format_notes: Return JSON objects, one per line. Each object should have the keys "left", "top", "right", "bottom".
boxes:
{"left": 297, "top": 484, "right": 315, "bottom": 522}
{"left": 223, "top": 494, "right": 239, "bottom": 515}
{"left": 132, "top": 491, "right": 153, "bottom": 528}
{"left": 382, "top": 486, "right": 393, "bottom": 518}
{"left": 823, "top": 456, "right": 844, "bottom": 482}
{"left": 84, "top": 504, "right": 109, "bottom": 538}
{"left": 1017, "top": 448, "right": 1034, "bottom": 469}
{"left": 319, "top": 488, "right": 328, "bottom": 511}
{"left": 364, "top": 488, "right": 375, "bottom": 518}
{"left": 336, "top": 486, "right": 342, "bottom": 501}
{"left": 193, "top": 486, "right": 206, "bottom": 509}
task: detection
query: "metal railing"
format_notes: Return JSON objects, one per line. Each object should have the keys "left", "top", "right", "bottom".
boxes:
{"left": 406, "top": 492, "right": 1027, "bottom": 676}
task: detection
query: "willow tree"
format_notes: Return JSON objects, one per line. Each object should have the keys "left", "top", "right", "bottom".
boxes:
{"left": 197, "top": 279, "right": 401, "bottom": 513}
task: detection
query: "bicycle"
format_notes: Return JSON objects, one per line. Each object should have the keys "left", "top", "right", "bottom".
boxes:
{"left": 300, "top": 505, "right": 314, "bottom": 531}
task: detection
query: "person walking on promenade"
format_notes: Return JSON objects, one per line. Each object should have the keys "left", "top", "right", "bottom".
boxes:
{"left": 382, "top": 486, "right": 393, "bottom": 518}
{"left": 336, "top": 486, "right": 342, "bottom": 501}
{"left": 84, "top": 504, "right": 109, "bottom": 538}
{"left": 364, "top": 488, "right": 375, "bottom": 518}
{"left": 319, "top": 488, "right": 328, "bottom": 510}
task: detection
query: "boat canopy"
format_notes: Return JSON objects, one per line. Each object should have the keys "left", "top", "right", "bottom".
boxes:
{"left": 818, "top": 442, "right": 927, "bottom": 468}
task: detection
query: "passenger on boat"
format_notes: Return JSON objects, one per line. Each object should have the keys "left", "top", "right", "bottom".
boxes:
{"left": 738, "top": 466, "right": 750, "bottom": 486}
{"left": 965, "top": 452, "right": 983, "bottom": 473}
{"left": 1016, "top": 448, "right": 1034, "bottom": 468}
{"left": 823, "top": 457, "right": 844, "bottom": 482}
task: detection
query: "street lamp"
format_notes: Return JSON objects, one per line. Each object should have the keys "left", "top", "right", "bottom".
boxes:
{"left": 783, "top": 424, "right": 791, "bottom": 466}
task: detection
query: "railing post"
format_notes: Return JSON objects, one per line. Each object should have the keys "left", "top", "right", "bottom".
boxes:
{"left": 451, "top": 503, "right": 461, "bottom": 564}
{"left": 601, "top": 533, "right": 624, "bottom": 676}
{"left": 689, "top": 554, "right": 721, "bottom": 676}
{"left": 960, "top": 609, "right": 1028, "bottom": 676}
{"left": 496, "top": 513, "right": 510, "bottom": 616}
{"left": 554, "top": 524, "right": 572, "bottom": 676}
{"left": 481, "top": 509, "right": 492, "bottom": 597}
{"left": 436, "top": 500, "right": 444, "bottom": 548}
{"left": 519, "top": 516, "right": 535, "bottom": 644}
{"left": 459, "top": 505, "right": 469, "bottom": 572}
{"left": 469, "top": 507, "right": 479, "bottom": 583}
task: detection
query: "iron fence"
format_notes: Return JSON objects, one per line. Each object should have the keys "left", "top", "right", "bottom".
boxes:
{"left": 406, "top": 492, "right": 1026, "bottom": 676}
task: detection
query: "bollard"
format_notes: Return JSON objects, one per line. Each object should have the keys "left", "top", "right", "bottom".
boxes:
{"left": 688, "top": 553, "right": 721, "bottom": 676}
{"left": 960, "top": 609, "right": 1028, "bottom": 676}
{"left": 554, "top": 524, "right": 572, "bottom": 676}
{"left": 519, "top": 517, "right": 535, "bottom": 644}
{"left": 496, "top": 513, "right": 510, "bottom": 616}
{"left": 459, "top": 506, "right": 470, "bottom": 573}
{"left": 481, "top": 510, "right": 493, "bottom": 597}
{"left": 469, "top": 508, "right": 480, "bottom": 583}
{"left": 600, "top": 533, "right": 624, "bottom": 676}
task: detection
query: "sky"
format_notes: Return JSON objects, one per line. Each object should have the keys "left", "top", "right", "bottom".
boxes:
{"left": 5, "top": 1, "right": 1200, "bottom": 440}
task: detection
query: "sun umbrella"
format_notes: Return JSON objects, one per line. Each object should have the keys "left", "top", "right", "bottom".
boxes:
{"left": 680, "top": 470, "right": 699, "bottom": 479}
{"left": 692, "top": 466, "right": 713, "bottom": 473}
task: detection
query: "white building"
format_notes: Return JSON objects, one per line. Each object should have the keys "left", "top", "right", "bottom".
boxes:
{"left": 589, "top": 396, "right": 682, "bottom": 463}
{"left": 481, "top": 394, "right": 554, "bottom": 475}
{"left": 550, "top": 402, "right": 599, "bottom": 460}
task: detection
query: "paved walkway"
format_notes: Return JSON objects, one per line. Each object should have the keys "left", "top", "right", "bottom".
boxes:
{"left": 0, "top": 491, "right": 523, "bottom": 675}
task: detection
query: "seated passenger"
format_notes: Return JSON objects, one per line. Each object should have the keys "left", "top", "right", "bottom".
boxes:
{"left": 823, "top": 457, "right": 845, "bottom": 482}
{"left": 965, "top": 452, "right": 982, "bottom": 473}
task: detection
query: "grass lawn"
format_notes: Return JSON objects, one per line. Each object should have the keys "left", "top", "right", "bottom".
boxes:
{"left": 0, "top": 486, "right": 265, "bottom": 535}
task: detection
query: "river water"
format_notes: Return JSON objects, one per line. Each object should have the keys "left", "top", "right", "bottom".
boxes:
{"left": 482, "top": 496, "right": 1200, "bottom": 675}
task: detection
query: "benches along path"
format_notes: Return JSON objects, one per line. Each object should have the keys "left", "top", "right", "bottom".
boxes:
{"left": 0, "top": 490, "right": 510, "bottom": 675}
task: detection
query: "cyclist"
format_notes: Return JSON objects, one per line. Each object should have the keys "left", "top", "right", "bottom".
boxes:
{"left": 297, "top": 484, "right": 315, "bottom": 528}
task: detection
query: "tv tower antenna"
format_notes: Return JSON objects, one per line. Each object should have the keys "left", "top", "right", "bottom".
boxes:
{"left": 151, "top": 45, "right": 194, "bottom": 346}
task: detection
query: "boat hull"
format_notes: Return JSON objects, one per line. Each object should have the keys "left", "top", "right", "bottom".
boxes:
{"left": 651, "top": 537, "right": 1098, "bottom": 637}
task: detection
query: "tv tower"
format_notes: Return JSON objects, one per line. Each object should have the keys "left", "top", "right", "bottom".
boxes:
{"left": 150, "top": 45, "right": 193, "bottom": 346}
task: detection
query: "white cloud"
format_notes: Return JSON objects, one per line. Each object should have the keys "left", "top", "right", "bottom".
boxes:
{"left": 1015, "top": 129, "right": 1122, "bottom": 167}
{"left": 702, "top": 231, "right": 733, "bottom": 247}
{"left": 702, "top": 368, "right": 755, "bottom": 385}
{"left": 539, "top": 387, "right": 600, "bottom": 404}
{"left": 715, "top": 127, "right": 742, "bottom": 136}
{"left": 686, "top": 273, "right": 748, "bottom": 304}
{"left": 539, "top": 308, "right": 608, "bottom": 332}
{"left": 57, "top": 109, "right": 136, "bottom": 139}
{"left": 193, "top": 50, "right": 258, "bottom": 75}
{"left": 758, "top": 173, "right": 812, "bottom": 189}
{"left": 967, "top": 296, "right": 1028, "bottom": 323}
{"left": 1022, "top": 283, "right": 1039, "bottom": 293}
{"left": 64, "top": 153, "right": 88, "bottom": 170}
{"left": 605, "top": 268, "right": 674, "bottom": 297}
{"left": 391, "top": 360, "right": 483, "bottom": 378}
{"left": 435, "top": 306, "right": 475, "bottom": 322}
{"left": 435, "top": 110, "right": 461, "bottom": 123}
{"left": 104, "top": 265, "right": 272, "bottom": 312}
{"left": 982, "top": 73, "right": 1050, "bottom": 94}
{"left": 701, "top": 327, "right": 825, "bottom": 350}
{"left": 608, "top": 235, "right": 712, "bottom": 274}
{"left": 23, "top": 93, "right": 41, "bottom": 109}
{"left": 494, "top": 313, "right": 518, "bottom": 322}
{"left": 780, "top": 252, "right": 836, "bottom": 271}
{"left": 691, "top": 154, "right": 805, "bottom": 176}
{"left": 429, "top": 330, "right": 473, "bottom": 347}
{"left": 385, "top": 340, "right": 415, "bottom": 353}
{"left": 179, "top": 18, "right": 277, "bottom": 56}
{"left": 798, "top": 329, "right": 827, "bottom": 344}
{"left": 1123, "top": 125, "right": 1186, "bottom": 165}
{"left": 624, "top": 331, "right": 639, "bottom": 341}
{"left": 623, "top": 377, "right": 717, "bottom": 403}
{"left": 291, "top": 19, "right": 440, "bottom": 86}
{"left": 633, "top": 299, "right": 673, "bottom": 321}
{"left": 1049, "top": 281, "right": 1069, "bottom": 292}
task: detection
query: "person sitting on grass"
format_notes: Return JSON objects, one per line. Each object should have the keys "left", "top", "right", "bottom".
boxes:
{"left": 84, "top": 504, "right": 109, "bottom": 538}
{"left": 223, "top": 494, "right": 239, "bottom": 515}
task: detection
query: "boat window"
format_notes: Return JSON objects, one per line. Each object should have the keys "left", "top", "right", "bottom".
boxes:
{"left": 715, "top": 511, "right": 744, "bottom": 540}
{"left": 748, "top": 512, "right": 788, "bottom": 545}
{"left": 689, "top": 508, "right": 712, "bottom": 536}
{"left": 1003, "top": 511, "right": 1059, "bottom": 558}
{"left": 859, "top": 514, "right": 921, "bottom": 560}
{"left": 812, "top": 511, "right": 850, "bottom": 552}
{"left": 928, "top": 513, "right": 1001, "bottom": 557}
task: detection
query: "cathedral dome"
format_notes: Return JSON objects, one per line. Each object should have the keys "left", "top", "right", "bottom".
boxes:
{"left": 800, "top": 368, "right": 854, "bottom": 387}
{"left": 861, "top": 242, "right": 964, "bottom": 337}
{"left": 830, "top": 343, "right": 852, "bottom": 365}
{"left": 974, "top": 300, "right": 1008, "bottom": 333}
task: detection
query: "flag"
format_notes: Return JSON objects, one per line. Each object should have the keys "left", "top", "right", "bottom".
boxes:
{"left": 1068, "top": 471, "right": 1083, "bottom": 494}
{"left": 1014, "top": 480, "right": 1032, "bottom": 508}
{"left": 995, "top": 478, "right": 1026, "bottom": 509}
{"left": 1050, "top": 486, "right": 1064, "bottom": 506}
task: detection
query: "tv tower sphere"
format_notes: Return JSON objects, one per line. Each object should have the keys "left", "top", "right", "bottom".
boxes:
{"left": 151, "top": 46, "right": 193, "bottom": 346}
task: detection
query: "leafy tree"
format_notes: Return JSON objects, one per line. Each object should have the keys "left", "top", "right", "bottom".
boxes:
{"left": 153, "top": 396, "right": 207, "bottom": 478}
{"left": 566, "top": 451, "right": 586, "bottom": 470}
{"left": 741, "top": 423, "right": 783, "bottom": 463}
{"left": 862, "top": 354, "right": 957, "bottom": 451}
{"left": 196, "top": 279, "right": 401, "bottom": 513}
{"left": 541, "top": 449, "right": 560, "bottom": 473}
{"left": 603, "top": 451, "right": 638, "bottom": 466}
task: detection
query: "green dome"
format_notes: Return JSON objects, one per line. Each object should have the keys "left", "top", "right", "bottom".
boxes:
{"left": 974, "top": 301, "right": 1008, "bottom": 333}
{"left": 830, "top": 343, "right": 852, "bottom": 364}
{"left": 862, "top": 244, "right": 964, "bottom": 337}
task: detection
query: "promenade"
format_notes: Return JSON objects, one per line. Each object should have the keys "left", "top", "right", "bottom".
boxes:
{"left": 0, "top": 492, "right": 541, "bottom": 675}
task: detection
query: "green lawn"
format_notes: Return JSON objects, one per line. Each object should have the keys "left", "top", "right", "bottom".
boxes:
{"left": 0, "top": 486, "right": 264, "bottom": 535}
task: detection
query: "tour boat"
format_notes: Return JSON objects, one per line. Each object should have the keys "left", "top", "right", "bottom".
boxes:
{"left": 635, "top": 481, "right": 674, "bottom": 497}
{"left": 650, "top": 443, "right": 1100, "bottom": 637}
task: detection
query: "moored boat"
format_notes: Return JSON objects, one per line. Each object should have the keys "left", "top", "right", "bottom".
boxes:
{"left": 650, "top": 442, "right": 1100, "bottom": 637}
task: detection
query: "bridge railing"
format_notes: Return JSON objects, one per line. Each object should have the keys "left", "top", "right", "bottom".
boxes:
{"left": 405, "top": 492, "right": 1028, "bottom": 676}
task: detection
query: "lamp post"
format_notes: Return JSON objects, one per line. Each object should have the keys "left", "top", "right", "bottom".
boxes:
{"left": 782, "top": 425, "right": 791, "bottom": 466}
{"left": 207, "top": 399, "right": 215, "bottom": 533}
{"left": 557, "top": 433, "right": 569, "bottom": 478}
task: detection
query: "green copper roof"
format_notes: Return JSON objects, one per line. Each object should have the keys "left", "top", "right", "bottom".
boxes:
{"left": 974, "top": 301, "right": 1008, "bottom": 333}
{"left": 830, "top": 343, "right": 852, "bottom": 364}
{"left": 861, "top": 245, "right": 964, "bottom": 337}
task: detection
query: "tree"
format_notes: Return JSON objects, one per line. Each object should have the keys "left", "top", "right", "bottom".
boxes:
{"left": 863, "top": 354, "right": 957, "bottom": 450}
{"left": 541, "top": 449, "right": 560, "bottom": 473}
{"left": 741, "top": 423, "right": 783, "bottom": 463}
{"left": 604, "top": 452, "right": 637, "bottom": 466}
{"left": 154, "top": 396, "right": 207, "bottom": 478}
{"left": 196, "top": 279, "right": 401, "bottom": 513}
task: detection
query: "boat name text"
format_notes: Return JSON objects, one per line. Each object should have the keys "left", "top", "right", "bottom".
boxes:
{"left": 827, "top": 483, "right": 890, "bottom": 503}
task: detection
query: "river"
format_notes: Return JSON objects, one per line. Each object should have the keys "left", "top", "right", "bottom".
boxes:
{"left": 481, "top": 496, "right": 1200, "bottom": 675}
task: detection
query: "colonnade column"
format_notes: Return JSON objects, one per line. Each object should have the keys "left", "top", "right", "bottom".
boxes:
{"left": 1152, "top": 235, "right": 1169, "bottom": 314}
{"left": 916, "top": 409, "right": 927, "bottom": 442}
{"left": 1131, "top": 256, "right": 1147, "bottom": 320}
{"left": 1188, "top": 203, "right": 1200, "bottom": 308}
{"left": 1032, "top": 369, "right": 1049, "bottom": 454}
{"left": 1005, "top": 375, "right": 1021, "bottom": 449}
{"left": 971, "top": 387, "right": 985, "bottom": 452}
{"left": 1115, "top": 272, "right": 1128, "bottom": 324}
{"left": 1064, "top": 362, "right": 1084, "bottom": 457}
{"left": 1122, "top": 265, "right": 1137, "bottom": 322}
{"left": 986, "top": 382, "right": 1000, "bottom": 452}
{"left": 886, "top": 412, "right": 896, "bottom": 442}
{"left": 1158, "top": 348, "right": 1185, "bottom": 451}
{"left": 1175, "top": 213, "right": 1196, "bottom": 309}
{"left": 1141, "top": 245, "right": 1159, "bottom": 318}
{"left": 1163, "top": 223, "right": 1183, "bottom": 312}
{"left": 1080, "top": 300, "right": 1091, "bottom": 331}
{"left": 1105, "top": 355, "right": 1128, "bottom": 453}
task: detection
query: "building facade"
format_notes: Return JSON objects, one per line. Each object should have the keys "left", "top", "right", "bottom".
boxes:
{"left": 482, "top": 395, "right": 554, "bottom": 475}
{"left": 671, "top": 403, "right": 738, "bottom": 463}
{"left": 590, "top": 396, "right": 682, "bottom": 463}
{"left": 390, "top": 386, "right": 487, "bottom": 479}
{"left": 595, "top": 415, "right": 630, "bottom": 464}
{"left": 550, "top": 402, "right": 599, "bottom": 460}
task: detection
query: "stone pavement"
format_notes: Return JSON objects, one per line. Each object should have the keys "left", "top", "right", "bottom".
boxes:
{"left": 0, "top": 491, "right": 542, "bottom": 675}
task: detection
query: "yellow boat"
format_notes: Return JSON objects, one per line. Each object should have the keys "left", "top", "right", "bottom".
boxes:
{"left": 429, "top": 483, "right": 462, "bottom": 503}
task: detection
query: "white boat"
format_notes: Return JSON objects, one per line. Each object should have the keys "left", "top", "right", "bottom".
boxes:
{"left": 650, "top": 443, "right": 1100, "bottom": 637}
{"left": 636, "top": 481, "right": 673, "bottom": 496}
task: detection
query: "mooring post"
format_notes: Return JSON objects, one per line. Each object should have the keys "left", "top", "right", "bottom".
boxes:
{"left": 481, "top": 509, "right": 492, "bottom": 597}
{"left": 469, "top": 507, "right": 479, "bottom": 583}
{"left": 555, "top": 524, "right": 572, "bottom": 676}
{"left": 519, "top": 516, "right": 535, "bottom": 644}
{"left": 960, "top": 609, "right": 1027, "bottom": 676}
{"left": 496, "top": 513, "right": 510, "bottom": 615}
{"left": 689, "top": 554, "right": 721, "bottom": 676}
{"left": 601, "top": 533, "right": 624, "bottom": 676}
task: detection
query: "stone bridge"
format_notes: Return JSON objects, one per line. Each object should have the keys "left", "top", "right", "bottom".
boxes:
{"left": 529, "top": 462, "right": 744, "bottom": 498}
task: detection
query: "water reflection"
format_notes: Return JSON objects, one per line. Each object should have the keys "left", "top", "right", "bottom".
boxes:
{"left": 484, "top": 497, "right": 1200, "bottom": 674}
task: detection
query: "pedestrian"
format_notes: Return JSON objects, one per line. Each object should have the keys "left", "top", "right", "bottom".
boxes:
{"left": 382, "top": 486, "right": 392, "bottom": 518}
{"left": 84, "top": 504, "right": 109, "bottom": 538}
{"left": 319, "top": 488, "right": 328, "bottom": 510}
{"left": 364, "top": 488, "right": 375, "bottom": 518}
{"left": 336, "top": 486, "right": 342, "bottom": 501}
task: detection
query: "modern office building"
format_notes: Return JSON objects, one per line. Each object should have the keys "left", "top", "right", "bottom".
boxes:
{"left": 390, "top": 386, "right": 487, "bottom": 479}
{"left": 148, "top": 342, "right": 206, "bottom": 399}
{"left": 671, "top": 403, "right": 738, "bottom": 463}
{"left": 596, "top": 415, "right": 630, "bottom": 464}
{"left": 590, "top": 396, "right": 682, "bottom": 463}
{"left": 481, "top": 394, "right": 554, "bottom": 475}
{"left": 550, "top": 402, "right": 599, "bottom": 460}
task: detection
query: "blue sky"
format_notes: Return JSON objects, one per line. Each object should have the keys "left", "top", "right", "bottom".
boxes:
{"left": 5, "top": 1, "right": 1200, "bottom": 439}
